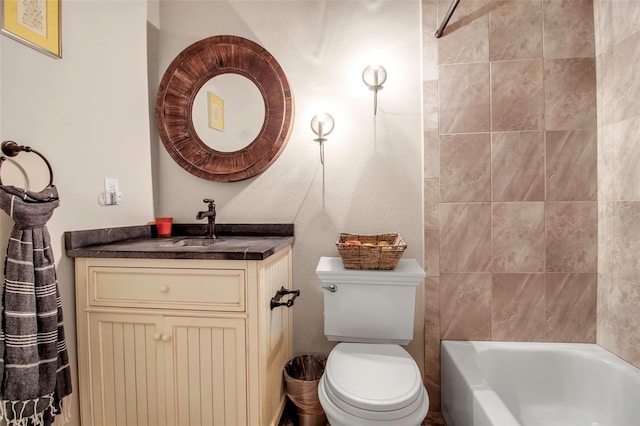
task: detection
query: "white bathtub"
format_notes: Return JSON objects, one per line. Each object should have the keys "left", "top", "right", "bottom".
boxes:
{"left": 441, "top": 340, "right": 640, "bottom": 426}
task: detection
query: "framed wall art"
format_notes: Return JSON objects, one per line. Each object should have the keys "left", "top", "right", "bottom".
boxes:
{"left": 208, "top": 91, "right": 224, "bottom": 132}
{"left": 1, "top": 0, "right": 61, "bottom": 58}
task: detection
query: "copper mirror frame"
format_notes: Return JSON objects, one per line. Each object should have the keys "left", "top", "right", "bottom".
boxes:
{"left": 156, "top": 35, "right": 294, "bottom": 182}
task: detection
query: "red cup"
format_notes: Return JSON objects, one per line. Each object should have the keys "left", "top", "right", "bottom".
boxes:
{"left": 155, "top": 217, "right": 173, "bottom": 237}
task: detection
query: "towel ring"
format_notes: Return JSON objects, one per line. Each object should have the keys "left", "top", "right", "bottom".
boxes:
{"left": 0, "top": 141, "right": 54, "bottom": 187}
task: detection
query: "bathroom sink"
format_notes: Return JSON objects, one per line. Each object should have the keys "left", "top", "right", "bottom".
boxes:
{"left": 163, "top": 238, "right": 223, "bottom": 247}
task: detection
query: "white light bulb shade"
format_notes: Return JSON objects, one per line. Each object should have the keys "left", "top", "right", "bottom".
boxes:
{"left": 362, "top": 64, "right": 387, "bottom": 89}
{"left": 311, "top": 113, "right": 335, "bottom": 138}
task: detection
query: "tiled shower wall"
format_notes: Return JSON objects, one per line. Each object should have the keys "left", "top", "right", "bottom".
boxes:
{"left": 422, "top": 0, "right": 597, "bottom": 412}
{"left": 594, "top": 0, "right": 640, "bottom": 368}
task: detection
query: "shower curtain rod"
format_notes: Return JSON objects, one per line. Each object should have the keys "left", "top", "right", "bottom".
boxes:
{"left": 435, "top": 0, "right": 461, "bottom": 38}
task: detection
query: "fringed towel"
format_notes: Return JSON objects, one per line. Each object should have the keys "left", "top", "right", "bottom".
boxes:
{"left": 0, "top": 185, "right": 72, "bottom": 426}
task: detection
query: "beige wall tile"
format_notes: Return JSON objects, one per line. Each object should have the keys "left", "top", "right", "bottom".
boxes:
{"left": 614, "top": 116, "right": 640, "bottom": 201}
{"left": 423, "top": 0, "right": 438, "bottom": 26}
{"left": 545, "top": 273, "right": 597, "bottom": 342}
{"left": 424, "top": 228, "right": 440, "bottom": 277}
{"left": 423, "top": 0, "right": 439, "bottom": 80}
{"left": 489, "top": 0, "right": 542, "bottom": 61}
{"left": 491, "top": 60, "right": 544, "bottom": 131}
{"left": 439, "top": 63, "right": 491, "bottom": 133}
{"left": 424, "top": 179, "right": 439, "bottom": 228}
{"left": 596, "top": 272, "right": 612, "bottom": 344}
{"left": 424, "top": 277, "right": 441, "bottom": 406}
{"left": 492, "top": 273, "right": 545, "bottom": 341}
{"left": 437, "top": 0, "right": 489, "bottom": 64}
{"left": 613, "top": 201, "right": 640, "bottom": 284}
{"left": 544, "top": 58, "right": 597, "bottom": 130}
{"left": 611, "top": 0, "right": 640, "bottom": 46}
{"left": 424, "top": 130, "right": 440, "bottom": 179}
{"left": 596, "top": 49, "right": 615, "bottom": 127}
{"left": 597, "top": 123, "right": 616, "bottom": 201}
{"left": 609, "top": 31, "right": 640, "bottom": 121}
{"left": 440, "top": 133, "right": 491, "bottom": 202}
{"left": 597, "top": 277, "right": 640, "bottom": 367}
{"left": 440, "top": 203, "right": 492, "bottom": 272}
{"left": 425, "top": 277, "right": 440, "bottom": 327}
{"left": 491, "top": 131, "right": 545, "bottom": 201}
{"left": 546, "top": 130, "right": 597, "bottom": 201}
{"left": 543, "top": 0, "right": 595, "bottom": 59}
{"left": 440, "top": 273, "right": 492, "bottom": 340}
{"left": 598, "top": 202, "right": 615, "bottom": 275}
{"left": 424, "top": 80, "right": 439, "bottom": 130}
{"left": 420, "top": 0, "right": 619, "bottom": 405}
{"left": 546, "top": 202, "right": 597, "bottom": 272}
{"left": 593, "top": 0, "right": 640, "bottom": 373}
{"left": 492, "top": 202, "right": 545, "bottom": 273}
{"left": 423, "top": 323, "right": 441, "bottom": 411}
{"left": 593, "top": 0, "right": 613, "bottom": 55}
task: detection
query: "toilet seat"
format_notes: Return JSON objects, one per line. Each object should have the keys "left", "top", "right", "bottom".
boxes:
{"left": 319, "top": 342, "right": 428, "bottom": 423}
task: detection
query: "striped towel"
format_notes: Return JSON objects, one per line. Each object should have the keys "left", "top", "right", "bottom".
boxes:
{"left": 0, "top": 185, "right": 72, "bottom": 426}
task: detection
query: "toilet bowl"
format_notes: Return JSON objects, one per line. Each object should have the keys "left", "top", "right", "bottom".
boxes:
{"left": 317, "top": 342, "right": 429, "bottom": 426}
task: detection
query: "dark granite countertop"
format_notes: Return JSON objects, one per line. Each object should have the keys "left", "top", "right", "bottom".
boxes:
{"left": 64, "top": 224, "right": 294, "bottom": 261}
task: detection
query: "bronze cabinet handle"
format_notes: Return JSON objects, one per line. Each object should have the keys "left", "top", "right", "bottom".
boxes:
{"left": 270, "top": 286, "right": 300, "bottom": 310}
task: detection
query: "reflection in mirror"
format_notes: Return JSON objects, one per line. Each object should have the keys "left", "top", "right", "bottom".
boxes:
{"left": 192, "top": 74, "right": 265, "bottom": 152}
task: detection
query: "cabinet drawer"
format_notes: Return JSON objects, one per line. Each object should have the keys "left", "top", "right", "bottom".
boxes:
{"left": 88, "top": 266, "right": 245, "bottom": 311}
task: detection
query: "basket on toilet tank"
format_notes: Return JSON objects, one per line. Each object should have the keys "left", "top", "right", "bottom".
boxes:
{"left": 336, "top": 233, "right": 407, "bottom": 270}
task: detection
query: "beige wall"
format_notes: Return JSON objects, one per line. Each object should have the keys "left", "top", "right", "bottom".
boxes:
{"left": 422, "top": 0, "right": 598, "bottom": 411}
{"left": 594, "top": 0, "right": 640, "bottom": 368}
{"left": 153, "top": 1, "right": 425, "bottom": 366}
{"left": 0, "top": 1, "right": 156, "bottom": 422}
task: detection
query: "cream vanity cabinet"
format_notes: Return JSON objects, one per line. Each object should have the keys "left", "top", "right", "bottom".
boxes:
{"left": 74, "top": 246, "right": 293, "bottom": 426}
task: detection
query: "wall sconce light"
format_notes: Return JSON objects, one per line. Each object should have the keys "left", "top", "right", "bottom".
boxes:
{"left": 362, "top": 64, "right": 387, "bottom": 115}
{"left": 311, "top": 112, "right": 335, "bottom": 166}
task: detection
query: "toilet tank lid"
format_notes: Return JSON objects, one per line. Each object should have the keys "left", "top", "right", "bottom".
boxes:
{"left": 316, "top": 257, "right": 425, "bottom": 285}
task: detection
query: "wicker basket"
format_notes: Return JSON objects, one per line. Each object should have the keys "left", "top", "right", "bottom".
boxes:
{"left": 336, "top": 233, "right": 407, "bottom": 270}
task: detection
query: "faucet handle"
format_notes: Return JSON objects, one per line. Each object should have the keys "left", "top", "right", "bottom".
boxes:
{"left": 203, "top": 198, "right": 216, "bottom": 208}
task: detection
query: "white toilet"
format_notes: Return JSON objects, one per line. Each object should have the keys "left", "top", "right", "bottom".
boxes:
{"left": 315, "top": 257, "right": 428, "bottom": 426}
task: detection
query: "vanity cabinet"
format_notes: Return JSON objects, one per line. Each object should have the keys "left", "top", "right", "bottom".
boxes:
{"left": 74, "top": 246, "right": 293, "bottom": 426}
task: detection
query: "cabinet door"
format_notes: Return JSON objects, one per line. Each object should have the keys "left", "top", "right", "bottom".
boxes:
{"left": 164, "top": 316, "right": 247, "bottom": 426}
{"left": 86, "top": 312, "right": 168, "bottom": 426}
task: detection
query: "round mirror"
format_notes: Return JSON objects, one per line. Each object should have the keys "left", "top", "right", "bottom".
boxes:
{"left": 192, "top": 74, "right": 266, "bottom": 153}
{"left": 156, "top": 35, "right": 294, "bottom": 182}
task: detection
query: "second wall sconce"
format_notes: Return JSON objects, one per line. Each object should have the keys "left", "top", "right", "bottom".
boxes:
{"left": 362, "top": 64, "right": 387, "bottom": 115}
{"left": 311, "top": 112, "right": 335, "bottom": 166}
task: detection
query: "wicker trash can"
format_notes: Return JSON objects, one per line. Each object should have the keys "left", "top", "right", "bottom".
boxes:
{"left": 283, "top": 354, "right": 327, "bottom": 426}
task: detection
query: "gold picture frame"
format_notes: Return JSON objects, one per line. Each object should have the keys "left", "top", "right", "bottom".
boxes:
{"left": 208, "top": 91, "right": 224, "bottom": 132}
{"left": 1, "top": 0, "right": 61, "bottom": 58}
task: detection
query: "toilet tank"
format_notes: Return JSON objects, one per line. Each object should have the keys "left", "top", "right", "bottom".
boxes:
{"left": 316, "top": 257, "right": 426, "bottom": 345}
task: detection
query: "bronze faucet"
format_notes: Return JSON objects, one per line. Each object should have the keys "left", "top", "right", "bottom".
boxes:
{"left": 196, "top": 198, "right": 216, "bottom": 239}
